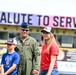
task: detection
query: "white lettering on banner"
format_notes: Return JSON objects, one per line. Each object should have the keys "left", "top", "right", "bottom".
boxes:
{"left": 57, "top": 61, "right": 76, "bottom": 73}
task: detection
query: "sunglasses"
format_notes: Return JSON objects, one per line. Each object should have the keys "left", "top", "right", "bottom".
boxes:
{"left": 20, "top": 28, "right": 29, "bottom": 32}
{"left": 7, "top": 44, "right": 13, "bottom": 46}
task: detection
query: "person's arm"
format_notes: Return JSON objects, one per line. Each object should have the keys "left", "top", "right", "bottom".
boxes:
{"left": 1, "top": 54, "right": 5, "bottom": 75}
{"left": 4, "top": 64, "right": 17, "bottom": 75}
{"left": 46, "top": 55, "right": 56, "bottom": 75}
{"left": 46, "top": 42, "right": 59, "bottom": 75}
{"left": 4, "top": 53, "right": 20, "bottom": 75}
{"left": 32, "top": 39, "right": 40, "bottom": 74}
{"left": 0, "top": 64, "right": 4, "bottom": 75}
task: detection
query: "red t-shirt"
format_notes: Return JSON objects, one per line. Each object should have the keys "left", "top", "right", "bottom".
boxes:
{"left": 40, "top": 42, "right": 59, "bottom": 70}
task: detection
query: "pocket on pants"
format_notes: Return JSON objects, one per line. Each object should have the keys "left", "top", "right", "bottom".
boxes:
{"left": 18, "top": 65, "right": 22, "bottom": 75}
{"left": 51, "top": 68, "right": 58, "bottom": 75}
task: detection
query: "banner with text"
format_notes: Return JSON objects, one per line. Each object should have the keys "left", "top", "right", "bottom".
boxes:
{"left": 0, "top": 11, "right": 76, "bottom": 29}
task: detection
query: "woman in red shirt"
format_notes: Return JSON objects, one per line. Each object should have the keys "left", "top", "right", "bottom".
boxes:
{"left": 40, "top": 26, "right": 59, "bottom": 75}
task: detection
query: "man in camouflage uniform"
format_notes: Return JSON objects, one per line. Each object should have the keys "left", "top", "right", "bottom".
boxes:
{"left": 14, "top": 22, "right": 40, "bottom": 75}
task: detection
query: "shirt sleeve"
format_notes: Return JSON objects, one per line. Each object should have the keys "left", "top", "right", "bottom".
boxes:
{"left": 13, "top": 53, "right": 20, "bottom": 65}
{"left": 32, "top": 39, "right": 40, "bottom": 70}
{"left": 50, "top": 42, "right": 59, "bottom": 56}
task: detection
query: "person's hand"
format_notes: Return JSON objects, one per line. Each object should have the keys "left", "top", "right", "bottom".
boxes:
{"left": 32, "top": 69, "right": 39, "bottom": 74}
{"left": 3, "top": 74, "right": 7, "bottom": 75}
{"left": 3, "top": 73, "right": 8, "bottom": 75}
{"left": 46, "top": 73, "right": 51, "bottom": 75}
{"left": 2, "top": 74, "right": 7, "bottom": 75}
{"left": 46, "top": 74, "right": 50, "bottom": 75}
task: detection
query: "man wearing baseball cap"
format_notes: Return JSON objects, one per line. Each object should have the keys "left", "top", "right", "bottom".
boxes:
{"left": 14, "top": 22, "right": 40, "bottom": 75}
{"left": 1, "top": 38, "right": 20, "bottom": 75}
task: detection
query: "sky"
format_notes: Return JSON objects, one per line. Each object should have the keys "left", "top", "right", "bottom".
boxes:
{"left": 0, "top": 0, "right": 76, "bottom": 16}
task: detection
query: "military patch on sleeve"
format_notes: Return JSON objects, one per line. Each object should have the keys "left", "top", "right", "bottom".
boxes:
{"left": 17, "top": 41, "right": 21, "bottom": 45}
{"left": 24, "top": 42, "right": 30, "bottom": 46}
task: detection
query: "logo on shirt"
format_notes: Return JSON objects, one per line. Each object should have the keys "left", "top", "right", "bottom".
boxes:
{"left": 24, "top": 42, "right": 30, "bottom": 46}
{"left": 5, "top": 55, "right": 12, "bottom": 65}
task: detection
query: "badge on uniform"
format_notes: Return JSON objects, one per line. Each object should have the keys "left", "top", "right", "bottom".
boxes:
{"left": 17, "top": 41, "right": 21, "bottom": 45}
{"left": 24, "top": 42, "right": 30, "bottom": 46}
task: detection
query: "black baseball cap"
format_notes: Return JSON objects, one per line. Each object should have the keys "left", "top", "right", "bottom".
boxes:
{"left": 20, "top": 22, "right": 29, "bottom": 30}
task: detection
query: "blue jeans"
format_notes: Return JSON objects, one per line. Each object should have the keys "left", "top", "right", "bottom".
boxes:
{"left": 40, "top": 68, "right": 58, "bottom": 75}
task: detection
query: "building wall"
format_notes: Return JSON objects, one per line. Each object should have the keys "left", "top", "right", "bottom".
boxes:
{"left": 0, "top": 24, "right": 76, "bottom": 48}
